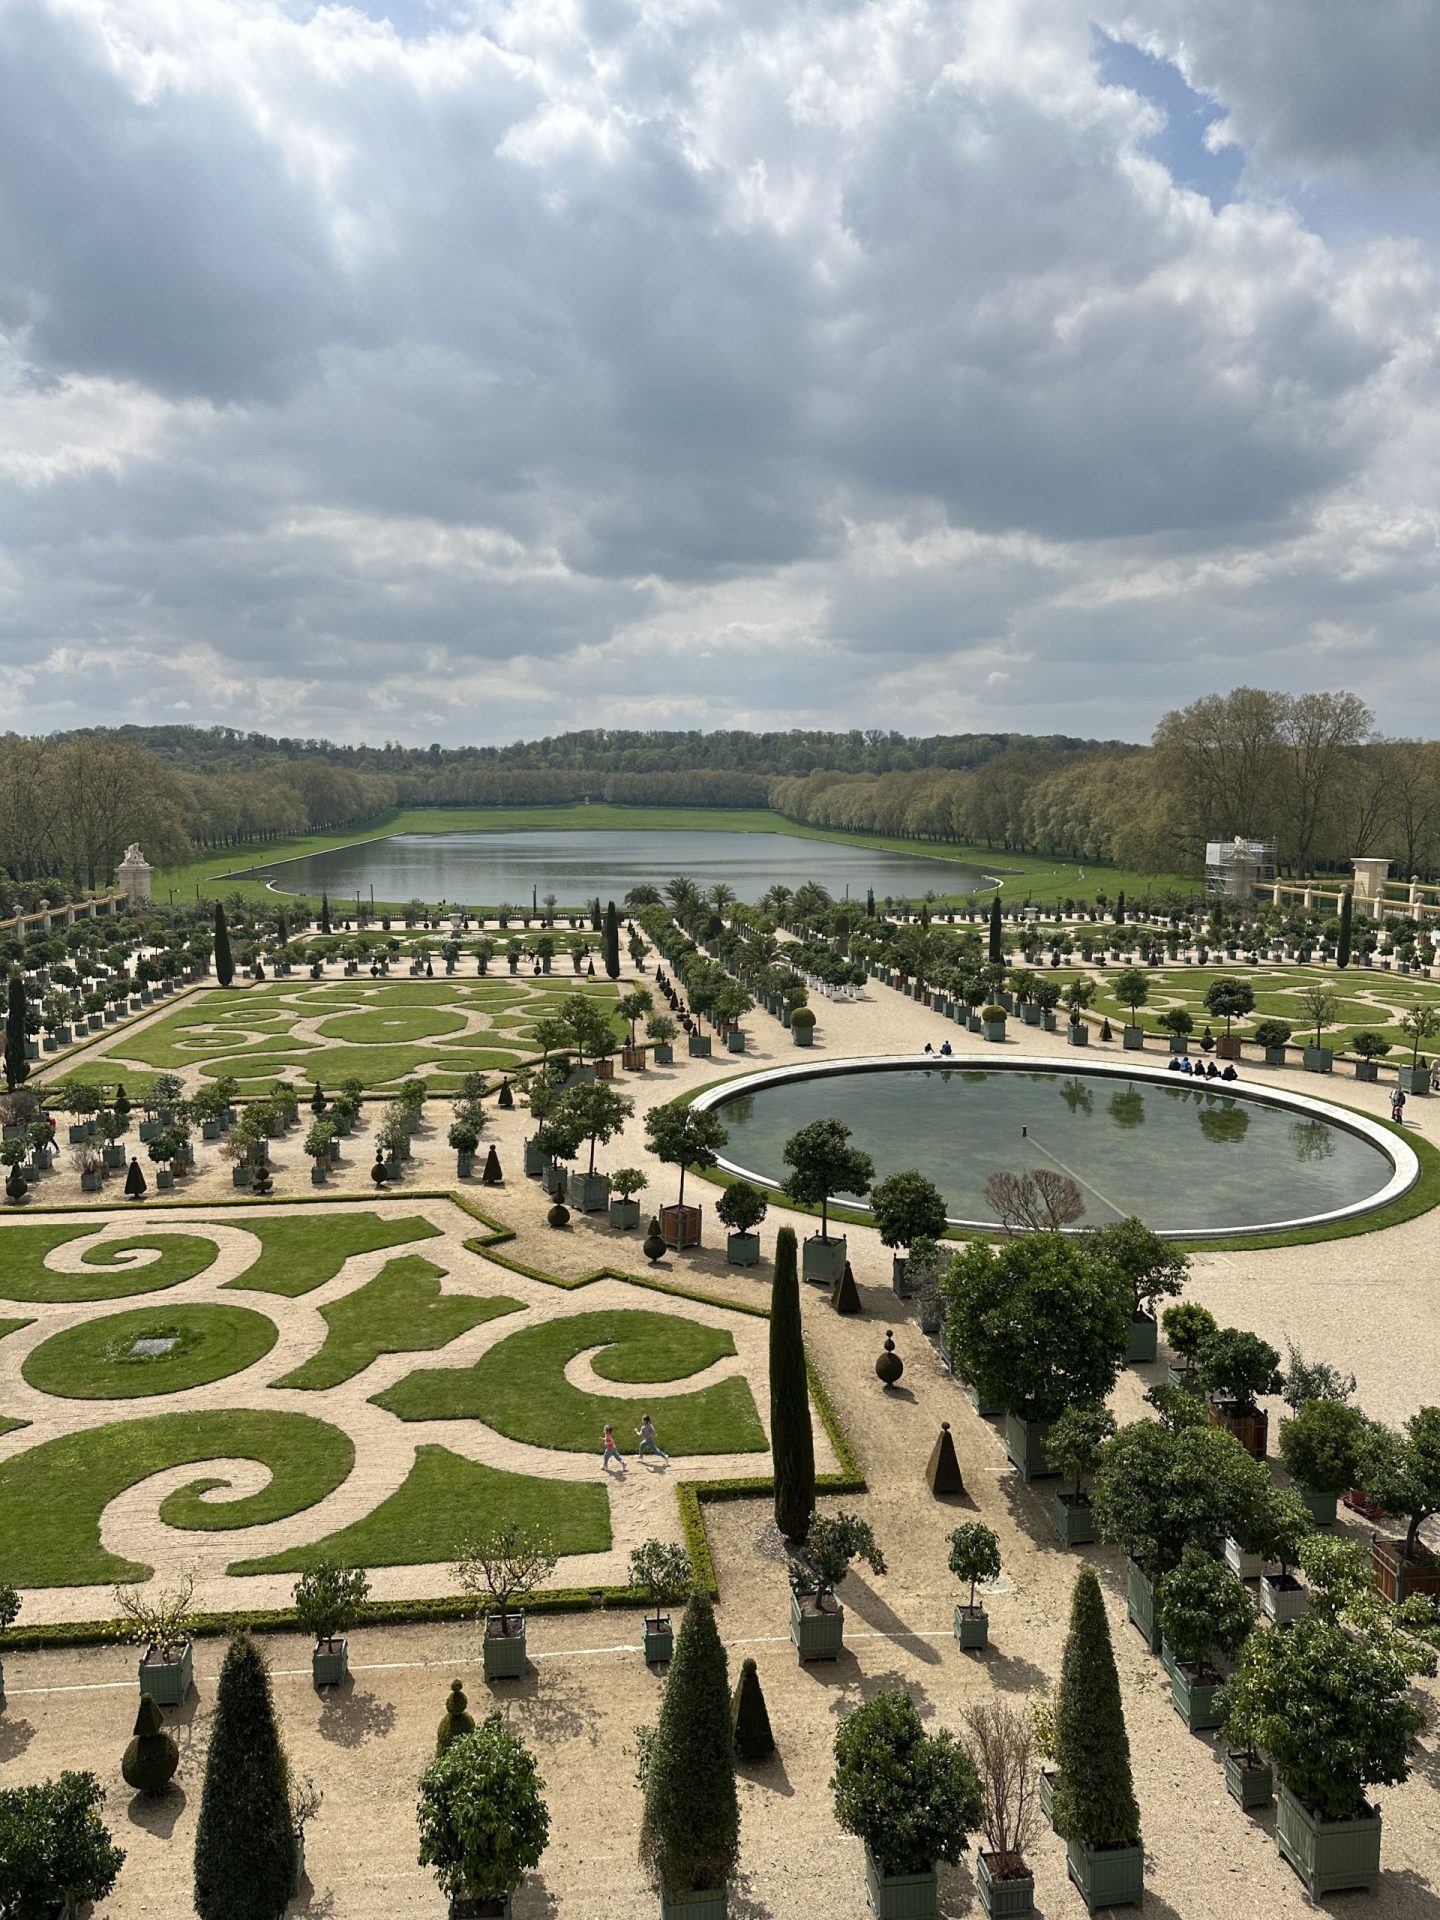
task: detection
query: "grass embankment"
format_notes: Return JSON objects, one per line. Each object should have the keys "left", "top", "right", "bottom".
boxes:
{"left": 156, "top": 804, "right": 1198, "bottom": 911}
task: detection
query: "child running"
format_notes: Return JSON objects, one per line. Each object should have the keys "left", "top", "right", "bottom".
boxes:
{"left": 601, "top": 1424, "right": 626, "bottom": 1474}
{"left": 636, "top": 1414, "right": 670, "bottom": 1463}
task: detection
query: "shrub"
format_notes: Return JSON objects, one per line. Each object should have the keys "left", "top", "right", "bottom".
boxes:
{"left": 831, "top": 1690, "right": 983, "bottom": 1878}
{"left": 638, "top": 1594, "right": 739, "bottom": 1895}
{"left": 122, "top": 1693, "right": 180, "bottom": 1796}
{"left": 1086, "top": 1217, "right": 1187, "bottom": 1322}
{"left": 1278, "top": 1398, "right": 1370, "bottom": 1496}
{"left": 789, "top": 1006, "right": 816, "bottom": 1030}
{"left": 791, "top": 1512, "right": 885, "bottom": 1603}
{"left": 1161, "top": 1301, "right": 1217, "bottom": 1377}
{"left": 1252, "top": 1017, "right": 1292, "bottom": 1051}
{"left": 948, "top": 1523, "right": 1001, "bottom": 1612}
{"left": 0, "top": 1772, "right": 124, "bottom": 1913}
{"left": 417, "top": 1714, "right": 550, "bottom": 1901}
{"left": 627, "top": 1539, "right": 693, "bottom": 1626}
{"left": 1194, "top": 1327, "right": 1283, "bottom": 1411}
{"left": 769, "top": 1227, "right": 814, "bottom": 1542}
{"left": 1155, "top": 1547, "right": 1254, "bottom": 1673}
{"left": 292, "top": 1560, "right": 371, "bottom": 1644}
{"left": 611, "top": 1166, "right": 648, "bottom": 1200}
{"left": 869, "top": 1169, "right": 949, "bottom": 1251}
{"left": 1053, "top": 1568, "right": 1140, "bottom": 1849}
{"left": 731, "top": 1658, "right": 775, "bottom": 1763}
{"left": 1350, "top": 1030, "right": 1392, "bottom": 1059}
{"left": 1045, "top": 1403, "right": 1117, "bottom": 1503}
{"left": 193, "top": 1634, "right": 294, "bottom": 1920}
{"left": 716, "top": 1179, "right": 768, "bottom": 1236}
{"left": 447, "top": 1121, "right": 479, "bottom": 1155}
{"left": 435, "top": 1678, "right": 475, "bottom": 1757}
{"left": 1092, "top": 1419, "right": 1270, "bottom": 1581}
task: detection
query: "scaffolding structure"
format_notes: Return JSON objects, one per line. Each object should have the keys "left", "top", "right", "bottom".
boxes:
{"left": 1205, "top": 837, "right": 1276, "bottom": 900}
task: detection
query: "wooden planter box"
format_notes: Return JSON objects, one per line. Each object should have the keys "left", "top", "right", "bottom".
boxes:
{"left": 1371, "top": 1535, "right": 1440, "bottom": 1603}
{"left": 482, "top": 1613, "right": 527, "bottom": 1680}
{"left": 953, "top": 1603, "right": 989, "bottom": 1650}
{"left": 726, "top": 1029, "right": 747, "bottom": 1053}
{"left": 976, "top": 1850, "right": 1034, "bottom": 1918}
{"left": 139, "top": 1640, "right": 192, "bottom": 1706}
{"left": 725, "top": 1230, "right": 760, "bottom": 1267}
{"left": 1216, "top": 1034, "right": 1242, "bottom": 1060}
{"left": 1260, "top": 1573, "right": 1309, "bottom": 1623}
{"left": 801, "top": 1234, "right": 846, "bottom": 1285}
{"left": 1052, "top": 1493, "right": 1095, "bottom": 1546}
{"left": 1207, "top": 1400, "right": 1267, "bottom": 1460}
{"left": 621, "top": 1046, "right": 646, "bottom": 1070}
{"left": 1003, "top": 1412, "right": 1055, "bottom": 1482}
{"left": 1122, "top": 1026, "right": 1145, "bottom": 1050}
{"left": 1224, "top": 1750, "right": 1273, "bottom": 1811}
{"left": 652, "top": 1043, "right": 674, "bottom": 1065}
{"left": 523, "top": 1136, "right": 544, "bottom": 1178}
{"left": 1302, "top": 1046, "right": 1334, "bottom": 1073}
{"left": 792, "top": 1025, "right": 814, "bottom": 1047}
{"left": 1295, "top": 1486, "right": 1338, "bottom": 1527}
{"left": 1126, "top": 1313, "right": 1157, "bottom": 1364}
{"left": 659, "top": 1203, "right": 701, "bottom": 1250}
{"left": 686, "top": 1033, "right": 713, "bottom": 1058}
{"left": 1066, "top": 1023, "right": 1089, "bottom": 1046}
{"left": 1398, "top": 1066, "right": 1431, "bottom": 1094}
{"left": 312, "top": 1636, "right": 348, "bottom": 1687}
{"left": 863, "top": 1846, "right": 937, "bottom": 1920}
{"left": 982, "top": 1021, "right": 1006, "bottom": 1042}
{"left": 1276, "top": 1786, "right": 1380, "bottom": 1897}
{"left": 1065, "top": 1838, "right": 1143, "bottom": 1913}
{"left": 1353, "top": 1059, "right": 1379, "bottom": 1082}
{"left": 789, "top": 1590, "right": 843, "bottom": 1663}
{"left": 1126, "top": 1560, "right": 1161, "bottom": 1654}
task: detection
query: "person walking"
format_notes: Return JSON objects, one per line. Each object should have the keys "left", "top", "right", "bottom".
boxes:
{"left": 1391, "top": 1087, "right": 1407, "bottom": 1124}
{"left": 636, "top": 1414, "right": 669, "bottom": 1463}
{"left": 601, "top": 1424, "right": 626, "bottom": 1474}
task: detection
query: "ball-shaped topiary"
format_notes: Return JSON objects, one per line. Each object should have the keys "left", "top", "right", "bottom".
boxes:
{"left": 435, "top": 1677, "right": 476, "bottom": 1757}
{"left": 547, "top": 1198, "right": 571, "bottom": 1229}
{"left": 122, "top": 1693, "right": 179, "bottom": 1795}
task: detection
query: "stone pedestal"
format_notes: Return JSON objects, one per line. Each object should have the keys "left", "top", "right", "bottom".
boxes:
{"left": 117, "top": 844, "right": 152, "bottom": 907}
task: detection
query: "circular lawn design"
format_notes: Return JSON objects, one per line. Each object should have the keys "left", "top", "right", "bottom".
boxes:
{"left": 23, "top": 1303, "right": 279, "bottom": 1401}
{"left": 315, "top": 1006, "right": 468, "bottom": 1045}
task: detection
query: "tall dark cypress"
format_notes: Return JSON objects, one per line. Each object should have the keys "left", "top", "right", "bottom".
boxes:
{"left": 865, "top": 887, "right": 875, "bottom": 921}
{"left": 1336, "top": 888, "right": 1353, "bottom": 969}
{"left": 769, "top": 1226, "right": 814, "bottom": 1542}
{"left": 4, "top": 973, "right": 28, "bottom": 1091}
{"left": 1053, "top": 1567, "right": 1141, "bottom": 1849}
{"left": 193, "top": 1634, "right": 295, "bottom": 1920}
{"left": 320, "top": 890, "right": 332, "bottom": 934}
{"left": 603, "top": 900, "right": 621, "bottom": 980}
{"left": 213, "top": 903, "right": 234, "bottom": 988}
{"left": 987, "top": 893, "right": 1003, "bottom": 965}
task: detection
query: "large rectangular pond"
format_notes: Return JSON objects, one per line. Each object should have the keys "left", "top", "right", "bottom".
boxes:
{"left": 241, "top": 828, "right": 989, "bottom": 907}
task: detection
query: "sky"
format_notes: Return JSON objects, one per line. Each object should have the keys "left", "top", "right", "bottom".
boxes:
{"left": 1, "top": 0, "right": 1437, "bottom": 750}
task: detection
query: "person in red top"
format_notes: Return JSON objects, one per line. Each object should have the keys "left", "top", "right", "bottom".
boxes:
{"left": 601, "top": 1424, "right": 625, "bottom": 1474}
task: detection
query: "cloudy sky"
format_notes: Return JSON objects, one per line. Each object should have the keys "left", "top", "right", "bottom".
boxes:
{"left": 1, "top": 0, "right": 1437, "bottom": 748}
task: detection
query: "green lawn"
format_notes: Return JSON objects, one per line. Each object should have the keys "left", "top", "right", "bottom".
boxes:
{"left": 0, "top": 1409, "right": 355, "bottom": 1586}
{"left": 230, "top": 1444, "right": 611, "bottom": 1574}
{"left": 0, "top": 1416, "right": 27, "bottom": 1437}
{"left": 22, "top": 1303, "right": 279, "bottom": 1401}
{"left": 371, "top": 1307, "right": 766, "bottom": 1456}
{"left": 0, "top": 1228, "right": 220, "bottom": 1304}
{"left": 156, "top": 804, "right": 1198, "bottom": 911}
{"left": 221, "top": 1212, "right": 443, "bottom": 1298}
{"left": 0, "top": 1316, "right": 34, "bottom": 1343}
{"left": 275, "top": 1256, "right": 522, "bottom": 1390}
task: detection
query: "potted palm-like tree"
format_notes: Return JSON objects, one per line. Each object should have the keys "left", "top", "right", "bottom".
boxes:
{"left": 417, "top": 1713, "right": 551, "bottom": 1917}
{"left": 293, "top": 1559, "right": 370, "bottom": 1687}
{"left": 789, "top": 1512, "right": 886, "bottom": 1663}
{"left": 628, "top": 1539, "right": 692, "bottom": 1666}
{"left": 831, "top": 1690, "right": 983, "bottom": 1920}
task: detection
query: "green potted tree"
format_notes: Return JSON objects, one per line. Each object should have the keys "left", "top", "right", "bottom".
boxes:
{"left": 780, "top": 1117, "right": 873, "bottom": 1285}
{"left": 453, "top": 1526, "right": 558, "bottom": 1680}
{"left": 1052, "top": 1567, "right": 1143, "bottom": 1912}
{"left": 1157, "top": 1007, "right": 1193, "bottom": 1055}
{"left": 1361, "top": 1407, "right": 1440, "bottom": 1602}
{"left": 949, "top": 1523, "right": 1001, "bottom": 1650}
{"left": 1064, "top": 979, "right": 1094, "bottom": 1044}
{"left": 293, "top": 1559, "right": 370, "bottom": 1687}
{"left": 0, "top": 1772, "right": 125, "bottom": 1915}
{"left": 1088, "top": 1216, "right": 1187, "bottom": 1365}
{"left": 868, "top": 1168, "right": 948, "bottom": 1294}
{"left": 980, "top": 1002, "right": 1007, "bottom": 1042}
{"left": 1194, "top": 1325, "right": 1283, "bottom": 1458}
{"left": 1297, "top": 982, "right": 1338, "bottom": 1071}
{"left": 1204, "top": 976, "right": 1254, "bottom": 1059}
{"left": 638, "top": 1594, "right": 738, "bottom": 1918}
{"left": 555, "top": 1081, "right": 634, "bottom": 1212}
{"left": 449, "top": 1117, "right": 480, "bottom": 1178}
{"left": 715, "top": 1179, "right": 768, "bottom": 1266}
{"left": 1113, "top": 967, "right": 1148, "bottom": 1048}
{"left": 789, "top": 1512, "right": 885, "bottom": 1663}
{"left": 789, "top": 1004, "right": 816, "bottom": 1047}
{"left": 644, "top": 1103, "right": 728, "bottom": 1251}
{"left": 1397, "top": 1004, "right": 1439, "bottom": 1094}
{"left": 417, "top": 1713, "right": 550, "bottom": 1918}
{"left": 1278, "top": 1397, "right": 1369, "bottom": 1526}
{"left": 628, "top": 1539, "right": 693, "bottom": 1666}
{"left": 965, "top": 1699, "right": 1043, "bottom": 1919}
{"left": 832, "top": 1690, "right": 983, "bottom": 1920}
{"left": 1218, "top": 1617, "right": 1420, "bottom": 1896}
{"left": 645, "top": 1011, "right": 679, "bottom": 1065}
{"left": 609, "top": 1167, "right": 648, "bottom": 1230}
{"left": 1160, "top": 1301, "right": 1217, "bottom": 1390}
{"left": 1045, "top": 1404, "right": 1116, "bottom": 1546}
{"left": 1154, "top": 1547, "right": 1254, "bottom": 1731}
{"left": 303, "top": 1118, "right": 336, "bottom": 1185}
{"left": 1253, "top": 1016, "right": 1292, "bottom": 1066}
{"left": 1252, "top": 1487, "right": 1315, "bottom": 1623}
{"left": 114, "top": 1575, "right": 196, "bottom": 1705}
{"left": 1349, "top": 1030, "right": 1391, "bottom": 1081}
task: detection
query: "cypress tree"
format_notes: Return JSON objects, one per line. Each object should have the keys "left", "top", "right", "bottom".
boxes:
{"left": 769, "top": 1226, "right": 815, "bottom": 1542}
{"left": 4, "top": 973, "right": 28, "bottom": 1092}
{"left": 1337, "top": 888, "right": 1353, "bottom": 969}
{"left": 639, "top": 1594, "right": 739, "bottom": 1895}
{"left": 1114, "top": 889, "right": 1126, "bottom": 926}
{"left": 987, "top": 894, "right": 1003, "bottom": 965}
{"left": 1052, "top": 1567, "right": 1140, "bottom": 1850}
{"left": 319, "top": 891, "right": 332, "bottom": 935}
{"left": 193, "top": 1632, "right": 295, "bottom": 1920}
{"left": 731, "top": 1657, "right": 775, "bottom": 1762}
{"left": 865, "top": 887, "right": 875, "bottom": 920}
{"left": 213, "top": 903, "right": 234, "bottom": 989}
{"left": 603, "top": 900, "right": 621, "bottom": 980}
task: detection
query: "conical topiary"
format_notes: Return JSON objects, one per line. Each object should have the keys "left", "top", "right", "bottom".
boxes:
{"left": 643, "top": 1216, "right": 666, "bottom": 1263}
{"left": 481, "top": 1144, "right": 503, "bottom": 1186}
{"left": 769, "top": 1226, "right": 815, "bottom": 1542}
{"left": 1052, "top": 1567, "right": 1141, "bottom": 1849}
{"left": 731, "top": 1657, "right": 775, "bottom": 1763}
{"left": 194, "top": 1632, "right": 295, "bottom": 1920}
{"left": 124, "top": 1157, "right": 147, "bottom": 1201}
{"left": 639, "top": 1594, "right": 739, "bottom": 1896}
{"left": 926, "top": 1423, "right": 965, "bottom": 1496}
{"left": 498, "top": 1079, "right": 514, "bottom": 1110}
{"left": 122, "top": 1692, "right": 179, "bottom": 1795}
{"left": 435, "top": 1677, "right": 475, "bottom": 1756}
{"left": 831, "top": 1260, "right": 862, "bottom": 1315}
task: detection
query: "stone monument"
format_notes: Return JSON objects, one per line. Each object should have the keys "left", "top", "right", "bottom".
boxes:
{"left": 116, "top": 844, "right": 152, "bottom": 908}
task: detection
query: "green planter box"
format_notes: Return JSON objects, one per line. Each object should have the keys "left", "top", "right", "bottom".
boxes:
{"left": 644, "top": 1619, "right": 674, "bottom": 1665}
{"left": 1122, "top": 1026, "right": 1145, "bottom": 1050}
{"left": 1066, "top": 1023, "right": 1089, "bottom": 1045}
{"left": 139, "top": 1641, "right": 192, "bottom": 1706}
{"left": 1295, "top": 1485, "right": 1338, "bottom": 1527}
{"left": 1126, "top": 1560, "right": 1161, "bottom": 1654}
{"left": 1065, "top": 1838, "right": 1144, "bottom": 1912}
{"left": 231, "top": 1165, "right": 253, "bottom": 1189}
{"left": 726, "top": 1231, "right": 760, "bottom": 1268}
{"left": 1353, "top": 1060, "right": 1379, "bottom": 1082}
{"left": 312, "top": 1637, "right": 348, "bottom": 1688}
{"left": 801, "top": 1234, "right": 846, "bottom": 1285}
{"left": 965, "top": 1379, "right": 1003, "bottom": 1419}
{"left": 1224, "top": 1751, "right": 1273, "bottom": 1811}
{"left": 482, "top": 1613, "right": 527, "bottom": 1680}
{"left": 1126, "top": 1313, "right": 1157, "bottom": 1364}
{"left": 982, "top": 1021, "right": 1006, "bottom": 1042}
{"left": 864, "top": 1846, "right": 937, "bottom": 1920}
{"left": 726, "top": 1029, "right": 747, "bottom": 1053}
{"left": 976, "top": 1850, "right": 1034, "bottom": 1919}
{"left": 1003, "top": 1412, "right": 1056, "bottom": 1482}
{"left": 792, "top": 1025, "right": 814, "bottom": 1047}
{"left": 609, "top": 1197, "right": 641, "bottom": 1230}
{"left": 155, "top": 1168, "right": 174, "bottom": 1191}
{"left": 1398, "top": 1065, "right": 1431, "bottom": 1094}
{"left": 1276, "top": 1785, "right": 1380, "bottom": 1896}
{"left": 686, "top": 1033, "right": 713, "bottom": 1058}
{"left": 1052, "top": 1493, "right": 1095, "bottom": 1546}
{"left": 954, "top": 1604, "right": 989, "bottom": 1650}
{"left": 449, "top": 1894, "right": 511, "bottom": 1919}
{"left": 567, "top": 1171, "right": 610, "bottom": 1213}
{"left": 523, "top": 1137, "right": 544, "bottom": 1178}
{"left": 1303, "top": 1046, "right": 1334, "bottom": 1073}
{"left": 652, "top": 1043, "right": 674, "bottom": 1065}
{"left": 1171, "top": 1662, "right": 1223, "bottom": 1731}
{"left": 659, "top": 1887, "right": 727, "bottom": 1920}
{"left": 1038, "top": 1770, "right": 1057, "bottom": 1830}
{"left": 1264, "top": 1045, "right": 1287, "bottom": 1066}
{"left": 789, "top": 1591, "right": 843, "bottom": 1663}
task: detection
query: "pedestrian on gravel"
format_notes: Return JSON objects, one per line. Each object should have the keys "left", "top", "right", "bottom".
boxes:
{"left": 601, "top": 1424, "right": 626, "bottom": 1473}
{"left": 636, "top": 1414, "right": 669, "bottom": 1463}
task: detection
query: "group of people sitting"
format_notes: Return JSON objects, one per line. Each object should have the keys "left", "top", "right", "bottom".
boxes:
{"left": 921, "top": 1040, "right": 955, "bottom": 1056}
{"left": 1168, "top": 1055, "right": 1238, "bottom": 1080}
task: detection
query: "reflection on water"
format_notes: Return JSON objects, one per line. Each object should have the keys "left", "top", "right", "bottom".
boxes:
{"left": 715, "top": 1066, "right": 1392, "bottom": 1233}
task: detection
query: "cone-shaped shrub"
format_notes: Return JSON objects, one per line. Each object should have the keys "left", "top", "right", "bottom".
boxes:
{"left": 481, "top": 1144, "right": 503, "bottom": 1186}
{"left": 193, "top": 1633, "right": 295, "bottom": 1920}
{"left": 604, "top": 901, "right": 621, "bottom": 980}
{"left": 731, "top": 1657, "right": 775, "bottom": 1763}
{"left": 639, "top": 1593, "right": 739, "bottom": 1895}
{"left": 122, "top": 1694, "right": 179, "bottom": 1795}
{"left": 213, "top": 903, "right": 234, "bottom": 989}
{"left": 436, "top": 1678, "right": 475, "bottom": 1757}
{"left": 1053, "top": 1568, "right": 1140, "bottom": 1849}
{"left": 770, "top": 1226, "right": 815, "bottom": 1542}
{"left": 831, "top": 1260, "right": 862, "bottom": 1315}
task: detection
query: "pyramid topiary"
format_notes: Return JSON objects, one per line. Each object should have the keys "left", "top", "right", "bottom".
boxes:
{"left": 193, "top": 1633, "right": 295, "bottom": 1920}
{"left": 122, "top": 1693, "right": 179, "bottom": 1795}
{"left": 481, "top": 1144, "right": 503, "bottom": 1186}
{"left": 769, "top": 1226, "right": 814, "bottom": 1542}
{"left": 1052, "top": 1567, "right": 1140, "bottom": 1849}
{"left": 831, "top": 1260, "right": 862, "bottom": 1315}
{"left": 436, "top": 1677, "right": 476, "bottom": 1757}
{"left": 731, "top": 1657, "right": 775, "bottom": 1764}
